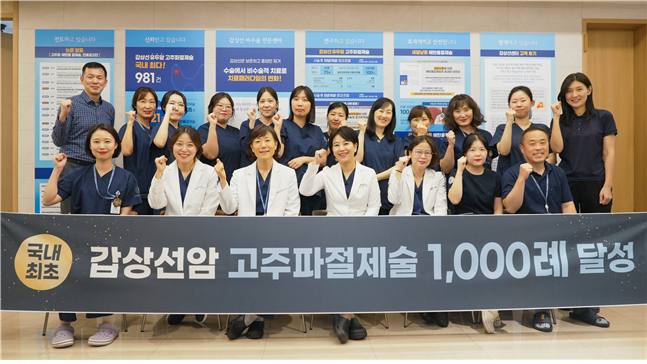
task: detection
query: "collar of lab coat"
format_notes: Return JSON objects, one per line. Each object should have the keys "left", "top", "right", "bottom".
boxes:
{"left": 168, "top": 159, "right": 206, "bottom": 210}
{"left": 246, "top": 159, "right": 279, "bottom": 210}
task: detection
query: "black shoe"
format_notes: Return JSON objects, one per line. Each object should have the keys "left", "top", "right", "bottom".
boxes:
{"left": 195, "top": 314, "right": 207, "bottom": 323}
{"left": 227, "top": 316, "right": 249, "bottom": 340}
{"left": 433, "top": 312, "right": 449, "bottom": 327}
{"left": 419, "top": 312, "right": 434, "bottom": 323}
{"left": 348, "top": 318, "right": 367, "bottom": 340}
{"left": 569, "top": 308, "right": 610, "bottom": 328}
{"left": 166, "top": 314, "right": 185, "bottom": 325}
{"left": 331, "top": 314, "right": 350, "bottom": 344}
{"left": 246, "top": 320, "right": 265, "bottom": 339}
{"left": 533, "top": 311, "right": 553, "bottom": 332}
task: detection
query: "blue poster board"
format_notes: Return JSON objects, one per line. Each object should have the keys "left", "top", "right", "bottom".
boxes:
{"left": 305, "top": 31, "right": 383, "bottom": 130}
{"left": 34, "top": 29, "right": 115, "bottom": 213}
{"left": 215, "top": 30, "right": 295, "bottom": 127}
{"left": 480, "top": 33, "right": 555, "bottom": 135}
{"left": 125, "top": 30, "right": 205, "bottom": 129}
{"left": 393, "top": 32, "right": 471, "bottom": 137}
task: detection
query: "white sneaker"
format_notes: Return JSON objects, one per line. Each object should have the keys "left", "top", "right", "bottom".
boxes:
{"left": 482, "top": 310, "right": 499, "bottom": 334}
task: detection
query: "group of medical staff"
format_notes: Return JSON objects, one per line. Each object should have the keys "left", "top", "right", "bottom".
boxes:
{"left": 44, "top": 70, "right": 616, "bottom": 347}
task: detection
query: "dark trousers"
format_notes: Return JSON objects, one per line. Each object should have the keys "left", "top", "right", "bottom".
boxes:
{"left": 59, "top": 313, "right": 112, "bottom": 322}
{"left": 569, "top": 180, "right": 612, "bottom": 213}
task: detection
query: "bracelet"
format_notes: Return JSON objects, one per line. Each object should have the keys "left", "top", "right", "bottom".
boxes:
{"left": 395, "top": 170, "right": 402, "bottom": 173}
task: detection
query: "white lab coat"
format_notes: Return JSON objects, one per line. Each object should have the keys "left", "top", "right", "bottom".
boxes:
{"left": 388, "top": 166, "right": 447, "bottom": 216}
{"left": 299, "top": 162, "right": 380, "bottom": 216}
{"left": 218, "top": 160, "right": 300, "bottom": 216}
{"left": 148, "top": 160, "right": 220, "bottom": 216}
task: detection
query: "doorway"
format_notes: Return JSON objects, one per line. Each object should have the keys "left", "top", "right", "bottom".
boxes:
{"left": 583, "top": 19, "right": 647, "bottom": 212}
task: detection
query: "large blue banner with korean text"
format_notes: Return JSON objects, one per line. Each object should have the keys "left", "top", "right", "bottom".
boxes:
{"left": 125, "top": 30, "right": 205, "bottom": 130}
{"left": 215, "top": 30, "right": 295, "bottom": 128}
{"left": 34, "top": 30, "right": 115, "bottom": 214}
{"left": 306, "top": 31, "right": 383, "bottom": 130}
{"left": 2, "top": 213, "right": 645, "bottom": 314}
{"left": 480, "top": 33, "right": 555, "bottom": 136}
{"left": 394, "top": 32, "right": 471, "bottom": 137}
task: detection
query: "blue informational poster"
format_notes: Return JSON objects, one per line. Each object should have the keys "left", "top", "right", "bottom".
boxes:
{"left": 34, "top": 29, "right": 115, "bottom": 213}
{"left": 480, "top": 33, "right": 555, "bottom": 135}
{"left": 393, "top": 32, "right": 471, "bottom": 136}
{"left": 305, "top": 31, "right": 383, "bottom": 130}
{"left": 125, "top": 30, "right": 205, "bottom": 129}
{"left": 216, "top": 31, "right": 295, "bottom": 128}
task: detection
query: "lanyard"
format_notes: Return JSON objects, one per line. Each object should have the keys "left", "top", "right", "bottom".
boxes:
{"left": 136, "top": 119, "right": 151, "bottom": 136}
{"left": 256, "top": 169, "right": 271, "bottom": 216}
{"left": 530, "top": 173, "right": 550, "bottom": 213}
{"left": 93, "top": 166, "right": 116, "bottom": 200}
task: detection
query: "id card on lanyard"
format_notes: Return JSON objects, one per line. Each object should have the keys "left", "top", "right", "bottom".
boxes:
{"left": 94, "top": 166, "right": 121, "bottom": 215}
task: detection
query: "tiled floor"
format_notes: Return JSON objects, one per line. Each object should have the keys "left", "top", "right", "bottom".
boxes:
{"left": 1, "top": 306, "right": 646, "bottom": 360}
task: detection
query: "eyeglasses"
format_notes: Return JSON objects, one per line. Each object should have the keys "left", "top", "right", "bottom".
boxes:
{"left": 413, "top": 149, "right": 433, "bottom": 157}
{"left": 216, "top": 104, "right": 232, "bottom": 111}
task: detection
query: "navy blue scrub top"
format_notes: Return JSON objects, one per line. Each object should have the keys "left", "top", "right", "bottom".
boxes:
{"left": 256, "top": 168, "right": 272, "bottom": 216}
{"left": 119, "top": 121, "right": 153, "bottom": 198}
{"left": 501, "top": 162, "right": 573, "bottom": 214}
{"left": 401, "top": 134, "right": 442, "bottom": 172}
{"left": 362, "top": 133, "right": 405, "bottom": 210}
{"left": 150, "top": 122, "right": 178, "bottom": 164}
{"left": 412, "top": 180, "right": 429, "bottom": 215}
{"left": 278, "top": 120, "right": 327, "bottom": 184}
{"left": 342, "top": 169, "right": 355, "bottom": 199}
{"left": 179, "top": 170, "right": 192, "bottom": 206}
{"left": 491, "top": 122, "right": 551, "bottom": 177}
{"left": 239, "top": 119, "right": 282, "bottom": 168}
{"left": 438, "top": 128, "right": 498, "bottom": 171}
{"left": 57, "top": 165, "right": 142, "bottom": 214}
{"left": 197, "top": 123, "right": 241, "bottom": 183}
{"left": 322, "top": 132, "right": 338, "bottom": 167}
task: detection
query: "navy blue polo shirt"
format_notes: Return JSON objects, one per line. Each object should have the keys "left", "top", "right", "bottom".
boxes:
{"left": 150, "top": 122, "right": 177, "bottom": 164}
{"left": 278, "top": 120, "right": 327, "bottom": 184}
{"left": 491, "top": 122, "right": 551, "bottom": 177}
{"left": 551, "top": 109, "right": 617, "bottom": 181}
{"left": 58, "top": 165, "right": 141, "bottom": 214}
{"left": 438, "top": 128, "right": 498, "bottom": 171}
{"left": 197, "top": 123, "right": 241, "bottom": 184}
{"left": 362, "top": 133, "right": 405, "bottom": 210}
{"left": 119, "top": 121, "right": 153, "bottom": 197}
{"left": 502, "top": 162, "right": 573, "bottom": 214}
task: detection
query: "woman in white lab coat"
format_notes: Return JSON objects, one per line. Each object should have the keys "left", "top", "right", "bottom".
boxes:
{"left": 216, "top": 124, "right": 300, "bottom": 217}
{"left": 388, "top": 135, "right": 447, "bottom": 216}
{"left": 148, "top": 126, "right": 220, "bottom": 326}
{"left": 214, "top": 124, "right": 299, "bottom": 341}
{"left": 298, "top": 126, "right": 375, "bottom": 343}
{"left": 300, "top": 126, "right": 381, "bottom": 217}
{"left": 149, "top": 126, "right": 221, "bottom": 216}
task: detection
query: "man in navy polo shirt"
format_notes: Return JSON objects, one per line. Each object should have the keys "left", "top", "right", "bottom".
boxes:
{"left": 502, "top": 126, "right": 610, "bottom": 332}
{"left": 51, "top": 62, "right": 115, "bottom": 213}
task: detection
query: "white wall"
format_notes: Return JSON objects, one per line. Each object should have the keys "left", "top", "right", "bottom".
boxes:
{"left": 16, "top": 1, "right": 647, "bottom": 212}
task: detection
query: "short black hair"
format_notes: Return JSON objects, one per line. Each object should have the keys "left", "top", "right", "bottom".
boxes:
{"left": 328, "top": 126, "right": 359, "bottom": 155}
{"left": 520, "top": 126, "right": 550, "bottom": 145}
{"left": 246, "top": 125, "right": 281, "bottom": 162}
{"left": 170, "top": 126, "right": 203, "bottom": 159}
{"left": 85, "top": 123, "right": 121, "bottom": 159}
{"left": 82, "top": 62, "right": 107, "bottom": 78}
{"left": 208, "top": 92, "right": 235, "bottom": 115}
{"left": 462, "top": 133, "right": 489, "bottom": 157}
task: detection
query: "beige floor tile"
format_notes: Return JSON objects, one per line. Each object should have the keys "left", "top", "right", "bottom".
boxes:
{"left": 263, "top": 337, "right": 376, "bottom": 360}
{"left": 1, "top": 311, "right": 19, "bottom": 321}
{"left": 593, "top": 348, "right": 647, "bottom": 360}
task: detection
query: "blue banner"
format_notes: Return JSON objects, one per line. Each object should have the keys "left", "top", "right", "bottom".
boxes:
{"left": 34, "top": 30, "right": 115, "bottom": 214}
{"left": 394, "top": 32, "right": 471, "bottom": 134}
{"left": 480, "top": 33, "right": 555, "bottom": 137}
{"left": 216, "top": 30, "right": 295, "bottom": 128}
{"left": 306, "top": 31, "right": 383, "bottom": 129}
{"left": 125, "top": 30, "right": 205, "bottom": 130}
